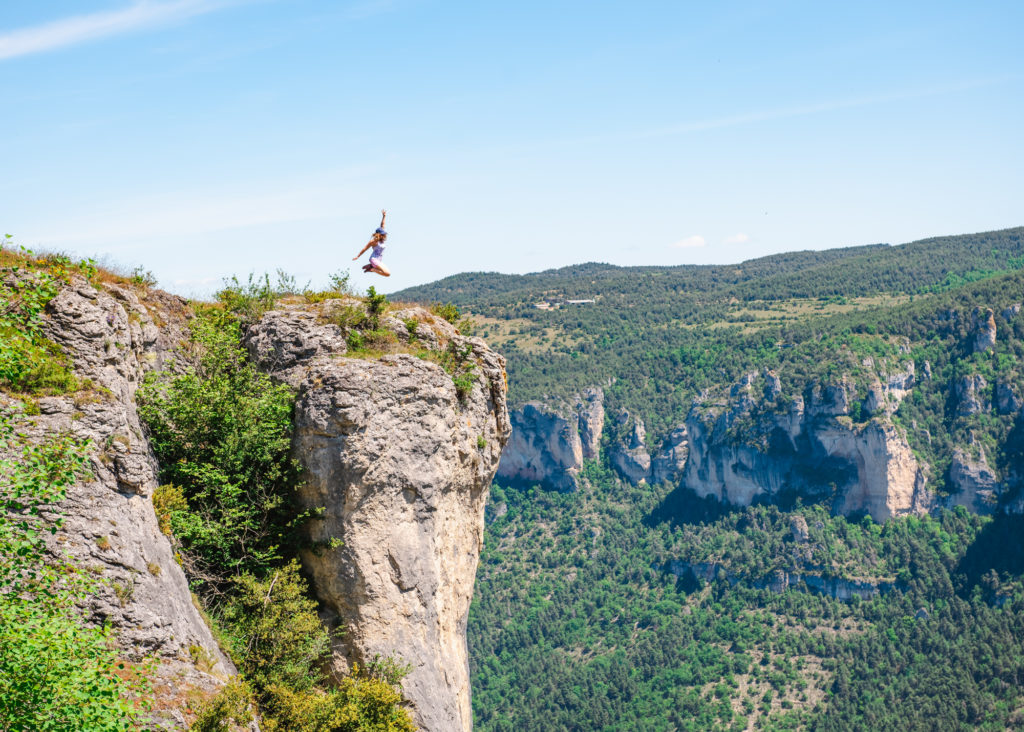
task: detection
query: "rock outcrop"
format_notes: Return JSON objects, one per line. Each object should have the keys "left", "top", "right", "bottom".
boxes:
{"left": 609, "top": 412, "right": 651, "bottom": 485}
{"left": 971, "top": 307, "right": 998, "bottom": 353}
{"left": 665, "top": 559, "right": 900, "bottom": 601}
{"left": 945, "top": 447, "right": 1000, "bottom": 514}
{"left": 497, "top": 402, "right": 583, "bottom": 492}
{"left": 21, "top": 277, "right": 234, "bottom": 728}
{"left": 577, "top": 386, "right": 605, "bottom": 459}
{"left": 497, "top": 387, "right": 605, "bottom": 491}
{"left": 246, "top": 302, "right": 511, "bottom": 732}
{"left": 956, "top": 374, "right": 990, "bottom": 415}
{"left": 682, "top": 368, "right": 930, "bottom": 522}
{"left": 650, "top": 425, "right": 689, "bottom": 485}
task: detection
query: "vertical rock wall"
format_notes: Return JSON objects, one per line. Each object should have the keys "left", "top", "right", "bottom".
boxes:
{"left": 20, "top": 277, "right": 235, "bottom": 728}
{"left": 246, "top": 304, "right": 510, "bottom": 732}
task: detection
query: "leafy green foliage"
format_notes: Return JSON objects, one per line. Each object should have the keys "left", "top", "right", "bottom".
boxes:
{"left": 221, "top": 561, "right": 333, "bottom": 694}
{"left": 190, "top": 678, "right": 255, "bottom": 732}
{"left": 0, "top": 409, "right": 143, "bottom": 730}
{"left": 471, "top": 463, "right": 1024, "bottom": 730}
{"left": 137, "top": 310, "right": 303, "bottom": 601}
{"left": 0, "top": 241, "right": 84, "bottom": 394}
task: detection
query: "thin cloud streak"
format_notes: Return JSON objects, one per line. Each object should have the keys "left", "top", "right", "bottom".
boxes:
{"left": 0, "top": 1, "right": 240, "bottom": 61}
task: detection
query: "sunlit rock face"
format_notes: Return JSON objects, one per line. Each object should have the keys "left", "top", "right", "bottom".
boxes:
{"left": 246, "top": 303, "right": 511, "bottom": 732}
{"left": 497, "top": 402, "right": 583, "bottom": 492}
{"left": 681, "top": 367, "right": 931, "bottom": 522}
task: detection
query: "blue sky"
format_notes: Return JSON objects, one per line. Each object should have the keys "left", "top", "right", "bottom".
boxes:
{"left": 2, "top": 1, "right": 1022, "bottom": 295}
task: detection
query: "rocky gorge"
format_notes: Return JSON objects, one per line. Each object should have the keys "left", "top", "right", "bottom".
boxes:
{"left": 496, "top": 303, "right": 1024, "bottom": 523}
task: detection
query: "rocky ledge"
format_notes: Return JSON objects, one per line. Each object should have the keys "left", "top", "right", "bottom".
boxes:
{"left": 245, "top": 300, "right": 511, "bottom": 732}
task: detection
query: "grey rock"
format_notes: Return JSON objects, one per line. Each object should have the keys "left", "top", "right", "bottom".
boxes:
{"left": 498, "top": 402, "right": 583, "bottom": 492}
{"left": 650, "top": 425, "right": 689, "bottom": 485}
{"left": 763, "top": 369, "right": 782, "bottom": 401}
{"left": 862, "top": 382, "right": 887, "bottom": 418}
{"left": 806, "top": 380, "right": 852, "bottom": 417}
{"left": 995, "top": 381, "right": 1023, "bottom": 415}
{"left": 790, "top": 515, "right": 810, "bottom": 543}
{"left": 971, "top": 307, "right": 997, "bottom": 353}
{"left": 956, "top": 374, "right": 989, "bottom": 415}
{"left": 247, "top": 305, "right": 511, "bottom": 732}
{"left": 1002, "top": 303, "right": 1021, "bottom": 321}
{"left": 683, "top": 393, "right": 927, "bottom": 522}
{"left": 945, "top": 448, "right": 1000, "bottom": 514}
{"left": 243, "top": 306, "right": 347, "bottom": 384}
{"left": 610, "top": 415, "right": 651, "bottom": 485}
{"left": 576, "top": 387, "right": 605, "bottom": 460}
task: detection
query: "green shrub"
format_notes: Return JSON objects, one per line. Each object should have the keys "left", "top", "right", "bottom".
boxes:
{"left": 137, "top": 311, "right": 303, "bottom": 601}
{"left": 190, "top": 678, "right": 255, "bottom": 732}
{"left": 222, "top": 562, "right": 332, "bottom": 693}
{"left": 0, "top": 244, "right": 81, "bottom": 394}
{"left": 429, "top": 302, "right": 460, "bottom": 324}
{"left": 0, "top": 409, "right": 143, "bottom": 730}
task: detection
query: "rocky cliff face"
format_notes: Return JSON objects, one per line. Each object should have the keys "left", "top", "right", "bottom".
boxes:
{"left": 18, "top": 276, "right": 234, "bottom": 728}
{"left": 497, "top": 386, "right": 692, "bottom": 490}
{"left": 682, "top": 368, "right": 932, "bottom": 522}
{"left": 245, "top": 301, "right": 511, "bottom": 732}
{"left": 496, "top": 387, "right": 603, "bottom": 491}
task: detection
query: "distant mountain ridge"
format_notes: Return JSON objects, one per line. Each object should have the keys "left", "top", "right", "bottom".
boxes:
{"left": 392, "top": 226, "right": 1023, "bottom": 305}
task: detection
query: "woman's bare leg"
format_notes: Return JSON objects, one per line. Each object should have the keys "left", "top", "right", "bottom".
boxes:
{"left": 371, "top": 262, "right": 391, "bottom": 277}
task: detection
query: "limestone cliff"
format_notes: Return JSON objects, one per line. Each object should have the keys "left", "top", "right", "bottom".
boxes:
{"left": 245, "top": 301, "right": 511, "bottom": 732}
{"left": 15, "top": 276, "right": 234, "bottom": 728}
{"left": 682, "top": 369, "right": 932, "bottom": 522}
{"left": 17, "top": 275, "right": 510, "bottom": 730}
{"left": 496, "top": 388, "right": 603, "bottom": 491}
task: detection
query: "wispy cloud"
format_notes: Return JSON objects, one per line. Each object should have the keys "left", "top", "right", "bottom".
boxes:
{"left": 0, "top": 1, "right": 241, "bottom": 61}
{"left": 672, "top": 235, "right": 706, "bottom": 249}
{"left": 724, "top": 233, "right": 750, "bottom": 244}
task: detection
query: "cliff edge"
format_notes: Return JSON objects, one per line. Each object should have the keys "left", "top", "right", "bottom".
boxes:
{"left": 246, "top": 300, "right": 511, "bottom": 731}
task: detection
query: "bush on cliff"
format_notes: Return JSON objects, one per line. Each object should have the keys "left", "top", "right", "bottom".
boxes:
{"left": 0, "top": 409, "right": 144, "bottom": 730}
{"left": 0, "top": 240, "right": 87, "bottom": 394}
{"left": 137, "top": 308, "right": 303, "bottom": 601}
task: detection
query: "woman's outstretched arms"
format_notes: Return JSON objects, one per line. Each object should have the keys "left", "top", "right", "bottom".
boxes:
{"left": 380, "top": 209, "right": 387, "bottom": 229}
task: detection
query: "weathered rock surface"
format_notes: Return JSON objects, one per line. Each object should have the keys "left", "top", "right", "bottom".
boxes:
{"left": 665, "top": 560, "right": 899, "bottom": 601}
{"left": 996, "top": 381, "right": 1023, "bottom": 415}
{"left": 971, "top": 307, "right": 998, "bottom": 353}
{"left": 650, "top": 425, "right": 689, "bottom": 485}
{"left": 609, "top": 412, "right": 651, "bottom": 485}
{"left": 246, "top": 304, "right": 511, "bottom": 732}
{"left": 497, "top": 402, "right": 582, "bottom": 492}
{"left": 496, "top": 387, "right": 605, "bottom": 492}
{"left": 14, "top": 277, "right": 235, "bottom": 727}
{"left": 956, "top": 374, "right": 990, "bottom": 415}
{"left": 945, "top": 448, "right": 1000, "bottom": 514}
{"left": 682, "top": 369, "right": 930, "bottom": 522}
{"left": 577, "top": 386, "right": 605, "bottom": 459}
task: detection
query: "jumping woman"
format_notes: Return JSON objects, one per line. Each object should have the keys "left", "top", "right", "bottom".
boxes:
{"left": 353, "top": 209, "right": 390, "bottom": 277}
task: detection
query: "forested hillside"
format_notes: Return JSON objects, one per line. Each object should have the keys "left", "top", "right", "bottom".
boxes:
{"left": 397, "top": 227, "right": 1024, "bottom": 730}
